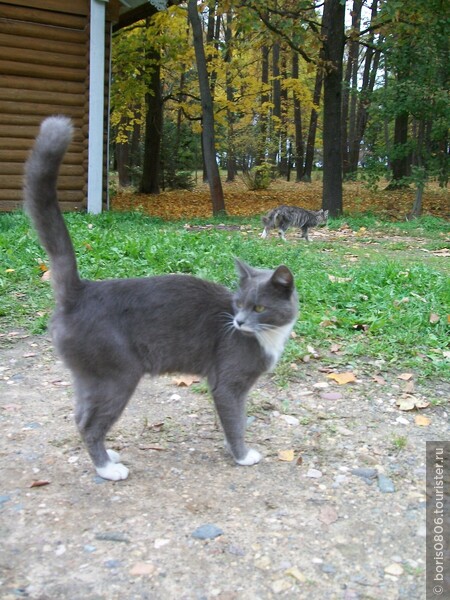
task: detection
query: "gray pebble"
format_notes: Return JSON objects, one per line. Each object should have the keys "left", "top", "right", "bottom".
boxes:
{"left": 95, "top": 532, "right": 129, "bottom": 543}
{"left": 321, "top": 563, "right": 336, "bottom": 574}
{"left": 104, "top": 560, "right": 122, "bottom": 569}
{"left": 191, "top": 524, "right": 223, "bottom": 540}
{"left": 0, "top": 495, "right": 11, "bottom": 506}
{"left": 351, "top": 468, "right": 378, "bottom": 480}
{"left": 377, "top": 474, "right": 395, "bottom": 493}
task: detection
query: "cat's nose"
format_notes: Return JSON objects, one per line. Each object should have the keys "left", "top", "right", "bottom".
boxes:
{"left": 234, "top": 317, "right": 245, "bottom": 328}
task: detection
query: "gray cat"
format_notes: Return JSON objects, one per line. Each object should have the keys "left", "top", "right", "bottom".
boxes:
{"left": 24, "top": 117, "right": 298, "bottom": 481}
{"left": 261, "top": 205, "right": 329, "bottom": 241}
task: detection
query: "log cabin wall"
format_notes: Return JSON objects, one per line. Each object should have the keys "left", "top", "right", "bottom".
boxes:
{"left": 0, "top": 0, "right": 90, "bottom": 211}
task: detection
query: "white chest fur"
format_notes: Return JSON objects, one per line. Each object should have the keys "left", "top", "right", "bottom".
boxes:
{"left": 255, "top": 319, "right": 296, "bottom": 371}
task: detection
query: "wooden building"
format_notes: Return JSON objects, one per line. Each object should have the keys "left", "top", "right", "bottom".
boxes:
{"left": 0, "top": 0, "right": 160, "bottom": 213}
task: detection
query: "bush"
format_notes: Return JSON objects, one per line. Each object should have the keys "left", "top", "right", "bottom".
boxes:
{"left": 240, "top": 164, "right": 272, "bottom": 191}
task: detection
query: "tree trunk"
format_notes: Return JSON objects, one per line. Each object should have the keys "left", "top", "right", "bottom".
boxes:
{"left": 188, "top": 0, "right": 225, "bottom": 215}
{"left": 321, "top": 0, "right": 345, "bottom": 216}
{"left": 303, "top": 68, "right": 323, "bottom": 182}
{"left": 271, "top": 41, "right": 281, "bottom": 167}
{"left": 225, "top": 10, "right": 236, "bottom": 182}
{"left": 292, "top": 52, "right": 304, "bottom": 182}
{"left": 140, "top": 47, "right": 162, "bottom": 194}
{"left": 279, "top": 51, "right": 289, "bottom": 178}
{"left": 390, "top": 111, "right": 409, "bottom": 185}
{"left": 116, "top": 117, "right": 131, "bottom": 187}
{"left": 349, "top": 0, "right": 380, "bottom": 174}
{"left": 342, "top": 0, "right": 362, "bottom": 178}
{"left": 256, "top": 45, "right": 270, "bottom": 166}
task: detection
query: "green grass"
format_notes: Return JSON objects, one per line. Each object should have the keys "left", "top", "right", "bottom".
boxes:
{"left": 0, "top": 210, "right": 449, "bottom": 380}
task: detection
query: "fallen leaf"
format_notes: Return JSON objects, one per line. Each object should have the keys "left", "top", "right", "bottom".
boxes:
{"left": 41, "top": 270, "right": 51, "bottom": 281}
{"left": 38, "top": 263, "right": 48, "bottom": 272}
{"left": 352, "top": 323, "right": 369, "bottom": 331}
{"left": 326, "top": 372, "right": 356, "bottom": 385}
{"left": 172, "top": 375, "right": 200, "bottom": 387}
{"left": 372, "top": 375, "right": 386, "bottom": 385}
{"left": 415, "top": 415, "right": 431, "bottom": 427}
{"left": 285, "top": 567, "right": 306, "bottom": 582}
{"left": 5, "top": 268, "right": 15, "bottom": 273}
{"left": 278, "top": 449, "right": 295, "bottom": 462}
{"left": 329, "top": 343, "right": 342, "bottom": 353}
{"left": 396, "top": 395, "right": 430, "bottom": 411}
{"left": 398, "top": 373, "right": 413, "bottom": 381}
{"left": 30, "top": 480, "right": 50, "bottom": 488}
{"left": 320, "top": 319, "right": 337, "bottom": 327}
{"left": 429, "top": 313, "right": 440, "bottom": 324}
{"left": 403, "top": 380, "right": 415, "bottom": 394}
{"left": 396, "top": 397, "right": 416, "bottom": 411}
{"left": 328, "top": 274, "right": 352, "bottom": 283}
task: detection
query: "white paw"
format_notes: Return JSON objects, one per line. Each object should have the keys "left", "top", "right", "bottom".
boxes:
{"left": 235, "top": 448, "right": 262, "bottom": 466}
{"left": 107, "top": 449, "right": 121, "bottom": 463}
{"left": 96, "top": 461, "right": 129, "bottom": 481}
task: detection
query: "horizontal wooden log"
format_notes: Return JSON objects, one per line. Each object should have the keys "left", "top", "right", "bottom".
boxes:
{"left": 0, "top": 88, "right": 86, "bottom": 108}
{"left": 0, "top": 20, "right": 87, "bottom": 45}
{"left": 1, "top": 74, "right": 86, "bottom": 96}
{"left": 0, "top": 163, "right": 85, "bottom": 176}
{"left": 0, "top": 32, "right": 85, "bottom": 57}
{"left": 0, "top": 124, "right": 85, "bottom": 141}
{"left": 0, "top": 139, "right": 86, "bottom": 154}
{"left": 0, "top": 101, "right": 85, "bottom": 118}
{"left": 2, "top": 45, "right": 87, "bottom": 70}
{"left": 0, "top": 115, "right": 87, "bottom": 130}
{"left": 0, "top": 174, "right": 87, "bottom": 189}
{"left": 0, "top": 59, "right": 86, "bottom": 82}
{"left": 0, "top": 149, "right": 84, "bottom": 163}
{"left": 0, "top": 5, "right": 87, "bottom": 30}
{"left": 0, "top": 191, "right": 86, "bottom": 205}
{"left": 0, "top": 0, "right": 89, "bottom": 17}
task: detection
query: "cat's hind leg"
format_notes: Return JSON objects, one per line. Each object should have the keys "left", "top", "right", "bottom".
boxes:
{"left": 73, "top": 371, "right": 140, "bottom": 480}
{"left": 301, "top": 225, "right": 310, "bottom": 241}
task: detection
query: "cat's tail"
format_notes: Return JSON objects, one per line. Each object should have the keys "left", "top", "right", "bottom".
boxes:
{"left": 24, "top": 116, "right": 82, "bottom": 306}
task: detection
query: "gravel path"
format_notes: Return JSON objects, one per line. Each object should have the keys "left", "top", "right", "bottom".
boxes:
{"left": 1, "top": 332, "right": 448, "bottom": 599}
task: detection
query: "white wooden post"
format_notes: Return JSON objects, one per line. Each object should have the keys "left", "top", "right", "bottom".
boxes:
{"left": 87, "top": 0, "right": 108, "bottom": 214}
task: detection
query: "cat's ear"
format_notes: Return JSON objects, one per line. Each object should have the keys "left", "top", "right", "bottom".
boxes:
{"left": 271, "top": 265, "right": 294, "bottom": 292}
{"left": 235, "top": 258, "right": 255, "bottom": 280}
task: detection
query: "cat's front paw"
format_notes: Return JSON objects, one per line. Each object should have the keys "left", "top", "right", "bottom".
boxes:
{"left": 235, "top": 448, "right": 262, "bottom": 466}
{"left": 96, "top": 461, "right": 129, "bottom": 481}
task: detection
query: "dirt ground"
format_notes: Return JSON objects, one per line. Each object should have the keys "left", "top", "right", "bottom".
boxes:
{"left": 1, "top": 328, "right": 448, "bottom": 600}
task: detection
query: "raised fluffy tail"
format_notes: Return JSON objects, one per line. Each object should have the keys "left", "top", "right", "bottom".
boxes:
{"left": 24, "top": 116, "right": 81, "bottom": 305}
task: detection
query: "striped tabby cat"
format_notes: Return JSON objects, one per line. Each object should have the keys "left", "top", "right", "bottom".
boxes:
{"left": 261, "top": 205, "right": 328, "bottom": 241}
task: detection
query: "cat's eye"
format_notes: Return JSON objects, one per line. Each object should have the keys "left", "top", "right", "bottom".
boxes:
{"left": 253, "top": 305, "right": 265, "bottom": 313}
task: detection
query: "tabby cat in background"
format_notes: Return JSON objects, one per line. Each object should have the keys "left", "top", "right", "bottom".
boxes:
{"left": 261, "top": 205, "right": 329, "bottom": 241}
{"left": 23, "top": 116, "right": 298, "bottom": 481}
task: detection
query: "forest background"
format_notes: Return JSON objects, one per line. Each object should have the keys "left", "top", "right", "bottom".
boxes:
{"left": 109, "top": 0, "right": 449, "bottom": 219}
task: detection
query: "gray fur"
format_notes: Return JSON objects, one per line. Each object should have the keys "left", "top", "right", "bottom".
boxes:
{"left": 261, "top": 205, "right": 329, "bottom": 241}
{"left": 24, "top": 117, "right": 298, "bottom": 480}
